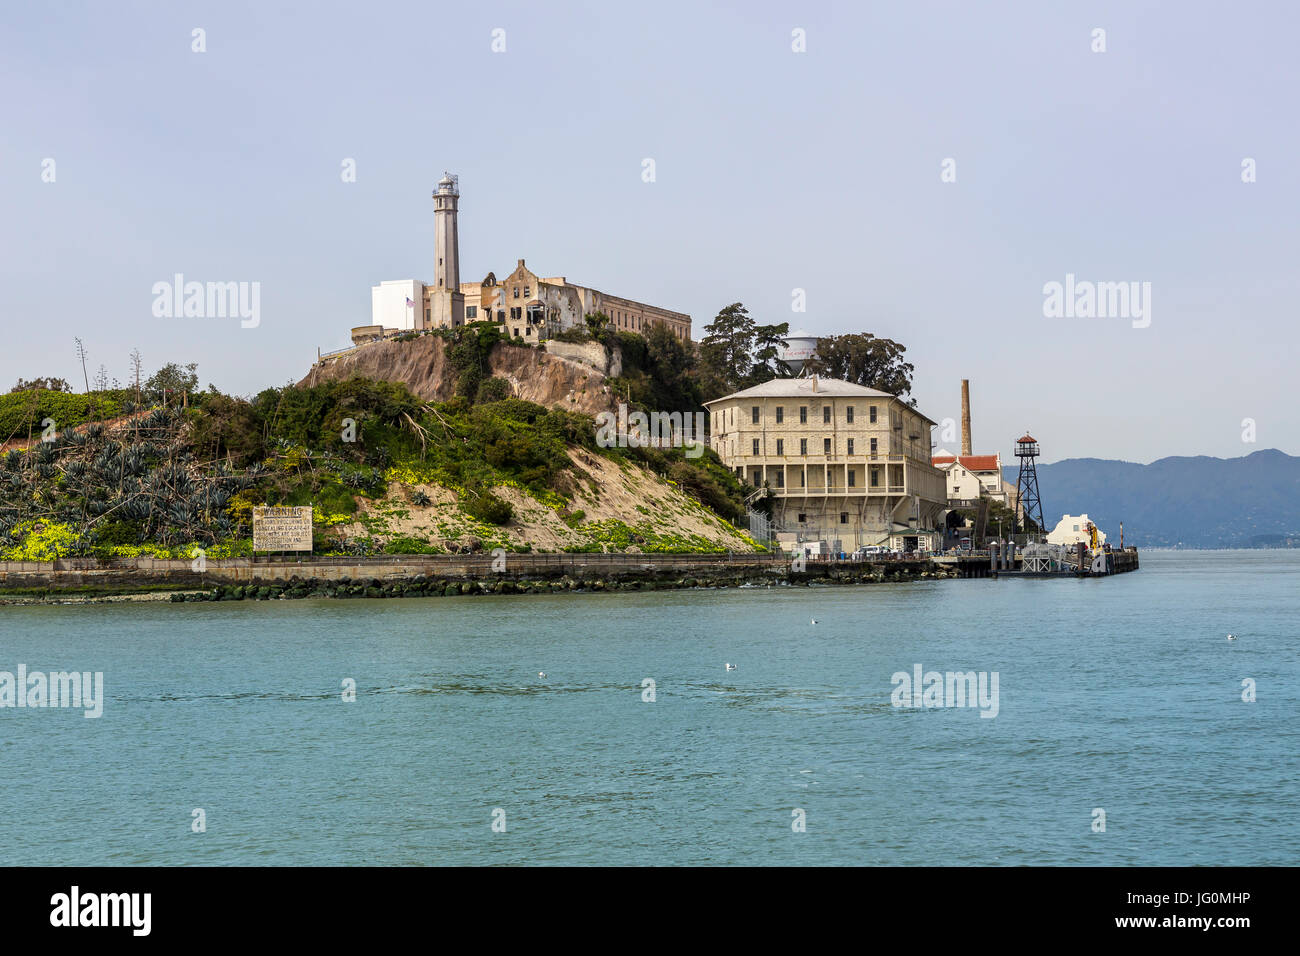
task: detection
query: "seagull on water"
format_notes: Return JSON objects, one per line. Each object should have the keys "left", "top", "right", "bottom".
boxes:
{"left": 538, "top": 671, "right": 547, "bottom": 677}
{"left": 1226, "top": 634, "right": 1237, "bottom": 642}
{"left": 725, "top": 663, "right": 737, "bottom": 671}
{"left": 810, "top": 618, "right": 819, "bottom": 625}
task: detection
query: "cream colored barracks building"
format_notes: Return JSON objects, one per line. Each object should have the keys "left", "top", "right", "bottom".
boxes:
{"left": 705, "top": 377, "right": 947, "bottom": 552}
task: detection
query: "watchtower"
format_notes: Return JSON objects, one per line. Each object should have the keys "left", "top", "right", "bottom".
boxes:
{"left": 1015, "top": 433, "right": 1045, "bottom": 538}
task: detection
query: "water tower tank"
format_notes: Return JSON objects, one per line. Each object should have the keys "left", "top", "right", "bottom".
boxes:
{"left": 778, "top": 330, "right": 819, "bottom": 374}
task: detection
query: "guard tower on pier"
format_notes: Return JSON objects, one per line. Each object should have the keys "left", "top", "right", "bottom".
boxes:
{"left": 1015, "top": 433, "right": 1045, "bottom": 539}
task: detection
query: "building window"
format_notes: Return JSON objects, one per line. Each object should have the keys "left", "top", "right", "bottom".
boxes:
{"left": 776, "top": 472, "right": 784, "bottom": 488}
{"left": 847, "top": 406, "right": 855, "bottom": 423}
{"left": 776, "top": 439, "right": 784, "bottom": 455}
{"left": 776, "top": 406, "right": 784, "bottom": 424}
{"left": 513, "top": 288, "right": 520, "bottom": 299}
{"left": 513, "top": 328, "right": 520, "bottom": 337}
{"left": 510, "top": 307, "right": 522, "bottom": 320}
{"left": 848, "top": 469, "right": 856, "bottom": 488}
{"left": 870, "top": 437, "right": 878, "bottom": 454}
{"left": 799, "top": 406, "right": 807, "bottom": 424}
{"left": 847, "top": 438, "right": 855, "bottom": 455}
{"left": 798, "top": 513, "right": 807, "bottom": 523}
{"left": 751, "top": 406, "right": 760, "bottom": 424}
{"left": 870, "top": 468, "right": 880, "bottom": 487}
{"left": 466, "top": 305, "right": 477, "bottom": 318}
{"left": 497, "top": 311, "right": 505, "bottom": 321}
{"left": 823, "top": 406, "right": 831, "bottom": 424}
{"left": 800, "top": 438, "right": 807, "bottom": 456}
{"left": 523, "top": 287, "right": 530, "bottom": 297}
{"left": 869, "top": 405, "right": 878, "bottom": 423}
{"left": 799, "top": 468, "right": 805, "bottom": 488}
{"left": 752, "top": 438, "right": 760, "bottom": 456}
{"left": 823, "top": 437, "right": 831, "bottom": 454}
{"left": 840, "top": 512, "right": 848, "bottom": 524}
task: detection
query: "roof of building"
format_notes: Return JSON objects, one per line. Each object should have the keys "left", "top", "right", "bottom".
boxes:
{"left": 705, "top": 376, "right": 936, "bottom": 425}
{"left": 932, "top": 454, "right": 1001, "bottom": 472}
{"left": 706, "top": 377, "right": 895, "bottom": 403}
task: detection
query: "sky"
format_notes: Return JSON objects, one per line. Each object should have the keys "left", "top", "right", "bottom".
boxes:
{"left": 2, "top": 0, "right": 1296, "bottom": 464}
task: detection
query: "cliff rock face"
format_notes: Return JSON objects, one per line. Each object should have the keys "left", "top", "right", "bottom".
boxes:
{"left": 299, "top": 336, "right": 617, "bottom": 415}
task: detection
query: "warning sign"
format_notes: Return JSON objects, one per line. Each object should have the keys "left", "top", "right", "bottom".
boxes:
{"left": 252, "top": 506, "right": 313, "bottom": 552}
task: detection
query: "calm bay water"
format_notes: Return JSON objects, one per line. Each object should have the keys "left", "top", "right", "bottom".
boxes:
{"left": 1, "top": 550, "right": 1296, "bottom": 865}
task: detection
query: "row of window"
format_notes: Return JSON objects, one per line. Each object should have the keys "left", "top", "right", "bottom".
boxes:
{"left": 752, "top": 437, "right": 880, "bottom": 456}
{"left": 747, "top": 467, "right": 883, "bottom": 489}
{"left": 752, "top": 404, "right": 879, "bottom": 425}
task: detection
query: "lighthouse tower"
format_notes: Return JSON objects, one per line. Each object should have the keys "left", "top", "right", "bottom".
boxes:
{"left": 428, "top": 172, "right": 465, "bottom": 328}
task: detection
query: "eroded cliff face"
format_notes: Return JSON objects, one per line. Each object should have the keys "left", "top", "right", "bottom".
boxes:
{"left": 299, "top": 336, "right": 617, "bottom": 415}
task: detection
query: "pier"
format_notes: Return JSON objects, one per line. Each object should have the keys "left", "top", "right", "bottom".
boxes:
{"left": 931, "top": 544, "right": 1141, "bottom": 579}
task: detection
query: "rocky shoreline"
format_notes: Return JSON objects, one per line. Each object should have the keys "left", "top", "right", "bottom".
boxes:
{"left": 0, "top": 561, "right": 957, "bottom": 604}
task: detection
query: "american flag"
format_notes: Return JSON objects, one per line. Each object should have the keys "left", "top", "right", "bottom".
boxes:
{"left": 406, "top": 297, "right": 414, "bottom": 308}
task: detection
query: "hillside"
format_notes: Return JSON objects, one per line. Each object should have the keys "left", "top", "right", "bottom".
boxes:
{"left": 1007, "top": 449, "right": 1300, "bottom": 548}
{"left": 0, "top": 379, "right": 760, "bottom": 560}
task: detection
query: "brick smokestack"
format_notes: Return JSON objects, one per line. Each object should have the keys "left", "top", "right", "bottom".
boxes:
{"left": 960, "top": 379, "right": 972, "bottom": 456}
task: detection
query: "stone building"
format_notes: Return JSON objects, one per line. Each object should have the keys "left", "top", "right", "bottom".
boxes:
{"left": 453, "top": 259, "right": 690, "bottom": 342}
{"left": 360, "top": 174, "right": 691, "bottom": 344}
{"left": 705, "top": 377, "right": 947, "bottom": 552}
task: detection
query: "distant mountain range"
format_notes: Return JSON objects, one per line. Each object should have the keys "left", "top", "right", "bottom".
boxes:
{"left": 1005, "top": 449, "right": 1300, "bottom": 549}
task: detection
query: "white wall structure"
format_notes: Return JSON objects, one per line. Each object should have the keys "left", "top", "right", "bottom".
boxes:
{"left": 371, "top": 279, "right": 424, "bottom": 331}
{"left": 1046, "top": 514, "right": 1107, "bottom": 547}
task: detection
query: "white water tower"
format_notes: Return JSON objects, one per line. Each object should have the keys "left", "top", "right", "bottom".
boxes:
{"left": 777, "top": 330, "right": 819, "bottom": 375}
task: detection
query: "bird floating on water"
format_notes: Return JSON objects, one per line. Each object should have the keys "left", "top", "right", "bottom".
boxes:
{"left": 811, "top": 618, "right": 819, "bottom": 625}
{"left": 725, "top": 663, "right": 737, "bottom": 671}
{"left": 1226, "top": 634, "right": 1236, "bottom": 642}
{"left": 538, "top": 671, "right": 547, "bottom": 677}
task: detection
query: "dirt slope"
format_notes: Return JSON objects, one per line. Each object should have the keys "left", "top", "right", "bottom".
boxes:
{"left": 300, "top": 335, "right": 616, "bottom": 415}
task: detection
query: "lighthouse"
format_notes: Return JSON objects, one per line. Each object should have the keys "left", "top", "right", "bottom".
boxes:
{"left": 428, "top": 172, "right": 465, "bottom": 328}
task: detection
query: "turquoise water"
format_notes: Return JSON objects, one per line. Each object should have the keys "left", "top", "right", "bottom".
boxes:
{"left": 1, "top": 550, "right": 1296, "bottom": 865}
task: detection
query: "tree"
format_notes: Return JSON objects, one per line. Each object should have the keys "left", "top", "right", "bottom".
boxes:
{"left": 643, "top": 323, "right": 699, "bottom": 410}
{"left": 805, "top": 333, "right": 915, "bottom": 401}
{"left": 697, "top": 303, "right": 755, "bottom": 399}
{"left": 10, "top": 377, "right": 72, "bottom": 393}
{"left": 146, "top": 362, "right": 199, "bottom": 403}
{"left": 584, "top": 311, "right": 610, "bottom": 337}
{"left": 750, "top": 322, "right": 792, "bottom": 383}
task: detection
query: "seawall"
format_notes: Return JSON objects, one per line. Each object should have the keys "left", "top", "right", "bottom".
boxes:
{"left": 0, "top": 553, "right": 954, "bottom": 602}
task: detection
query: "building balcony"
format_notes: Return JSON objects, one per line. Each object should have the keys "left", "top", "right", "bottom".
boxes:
{"left": 766, "top": 485, "right": 902, "bottom": 498}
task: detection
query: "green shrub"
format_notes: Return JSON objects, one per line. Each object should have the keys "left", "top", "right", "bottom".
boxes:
{"left": 463, "top": 490, "right": 512, "bottom": 525}
{"left": 476, "top": 377, "right": 511, "bottom": 404}
{"left": 383, "top": 536, "right": 441, "bottom": 554}
{"left": 0, "top": 389, "right": 133, "bottom": 439}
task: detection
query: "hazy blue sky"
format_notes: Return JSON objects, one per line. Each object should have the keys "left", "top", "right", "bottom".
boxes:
{"left": 3, "top": 1, "right": 1296, "bottom": 463}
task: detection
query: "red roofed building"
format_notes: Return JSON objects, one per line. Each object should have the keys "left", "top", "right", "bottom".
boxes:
{"left": 931, "top": 449, "right": 1013, "bottom": 510}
